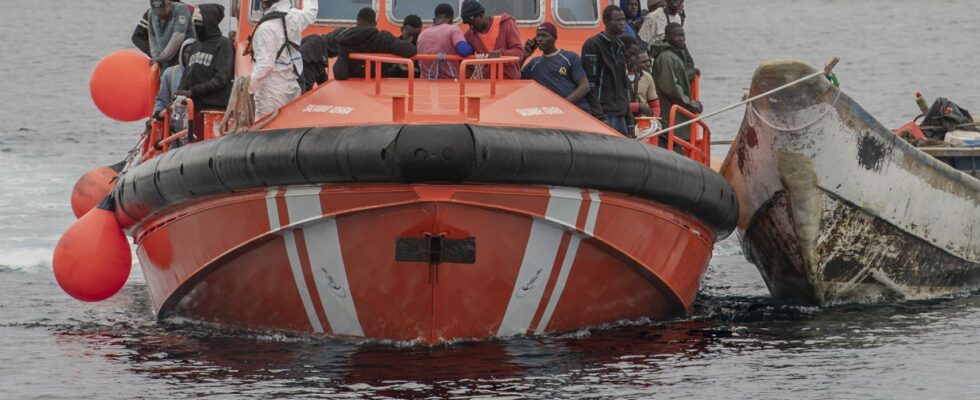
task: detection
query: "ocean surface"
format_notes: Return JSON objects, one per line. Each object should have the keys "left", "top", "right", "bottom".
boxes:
{"left": 2, "top": 1, "right": 979, "bottom": 398}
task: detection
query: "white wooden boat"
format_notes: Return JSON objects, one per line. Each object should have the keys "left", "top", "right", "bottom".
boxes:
{"left": 721, "top": 60, "right": 980, "bottom": 305}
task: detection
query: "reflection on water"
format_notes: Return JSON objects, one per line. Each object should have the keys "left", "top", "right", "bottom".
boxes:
{"left": 29, "top": 268, "right": 978, "bottom": 399}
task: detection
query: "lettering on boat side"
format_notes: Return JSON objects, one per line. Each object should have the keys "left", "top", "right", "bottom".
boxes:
{"left": 322, "top": 268, "right": 348, "bottom": 299}
{"left": 516, "top": 268, "right": 544, "bottom": 299}
{"left": 516, "top": 107, "right": 564, "bottom": 117}
{"left": 302, "top": 104, "right": 354, "bottom": 115}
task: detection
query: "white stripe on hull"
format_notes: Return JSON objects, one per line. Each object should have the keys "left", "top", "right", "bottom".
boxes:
{"left": 284, "top": 186, "right": 324, "bottom": 225}
{"left": 303, "top": 218, "right": 365, "bottom": 337}
{"left": 497, "top": 187, "right": 583, "bottom": 337}
{"left": 283, "top": 230, "right": 325, "bottom": 333}
{"left": 269, "top": 188, "right": 325, "bottom": 332}
{"left": 265, "top": 188, "right": 280, "bottom": 230}
{"left": 535, "top": 192, "right": 601, "bottom": 334}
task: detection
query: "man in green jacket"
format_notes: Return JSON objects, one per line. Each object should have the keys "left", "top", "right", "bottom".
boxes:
{"left": 651, "top": 23, "right": 701, "bottom": 152}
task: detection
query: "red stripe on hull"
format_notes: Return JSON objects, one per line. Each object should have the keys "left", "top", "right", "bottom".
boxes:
{"left": 170, "top": 235, "right": 314, "bottom": 332}
{"left": 293, "top": 229, "right": 333, "bottom": 335}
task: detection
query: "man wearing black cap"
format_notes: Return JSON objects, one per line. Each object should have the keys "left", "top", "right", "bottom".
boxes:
{"left": 460, "top": 0, "right": 524, "bottom": 79}
{"left": 147, "top": 0, "right": 196, "bottom": 69}
{"left": 521, "top": 23, "right": 591, "bottom": 113}
{"left": 582, "top": 5, "right": 633, "bottom": 137}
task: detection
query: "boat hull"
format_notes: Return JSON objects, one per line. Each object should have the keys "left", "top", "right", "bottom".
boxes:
{"left": 722, "top": 60, "right": 980, "bottom": 305}
{"left": 135, "top": 184, "right": 715, "bottom": 343}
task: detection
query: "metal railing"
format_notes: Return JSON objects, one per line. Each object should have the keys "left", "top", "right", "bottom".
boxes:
{"left": 142, "top": 99, "right": 195, "bottom": 161}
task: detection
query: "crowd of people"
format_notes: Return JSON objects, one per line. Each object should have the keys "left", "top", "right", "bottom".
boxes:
{"left": 135, "top": 0, "right": 700, "bottom": 144}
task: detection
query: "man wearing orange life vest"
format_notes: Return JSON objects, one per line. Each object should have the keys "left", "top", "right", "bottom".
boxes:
{"left": 460, "top": 0, "right": 525, "bottom": 80}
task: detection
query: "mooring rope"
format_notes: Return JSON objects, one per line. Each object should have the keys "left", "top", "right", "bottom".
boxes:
{"left": 747, "top": 86, "right": 843, "bottom": 132}
{"left": 635, "top": 57, "right": 841, "bottom": 141}
{"left": 219, "top": 76, "right": 256, "bottom": 136}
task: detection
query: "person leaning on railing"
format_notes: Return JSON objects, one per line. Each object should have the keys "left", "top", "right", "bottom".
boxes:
{"left": 333, "top": 8, "right": 417, "bottom": 81}
{"left": 298, "top": 27, "right": 347, "bottom": 93}
{"left": 460, "top": 0, "right": 525, "bottom": 80}
{"left": 416, "top": 3, "right": 474, "bottom": 80}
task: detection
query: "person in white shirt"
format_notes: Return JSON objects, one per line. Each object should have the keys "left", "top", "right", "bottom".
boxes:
{"left": 248, "top": 0, "right": 318, "bottom": 120}
{"left": 638, "top": 0, "right": 683, "bottom": 46}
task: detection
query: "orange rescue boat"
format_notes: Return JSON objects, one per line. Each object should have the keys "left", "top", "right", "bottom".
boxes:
{"left": 70, "top": 0, "right": 737, "bottom": 344}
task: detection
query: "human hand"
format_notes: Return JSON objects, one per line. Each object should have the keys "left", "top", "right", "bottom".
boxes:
{"left": 488, "top": 50, "right": 501, "bottom": 59}
{"left": 523, "top": 39, "right": 537, "bottom": 57}
{"left": 692, "top": 101, "right": 703, "bottom": 114}
{"left": 639, "top": 103, "right": 653, "bottom": 116}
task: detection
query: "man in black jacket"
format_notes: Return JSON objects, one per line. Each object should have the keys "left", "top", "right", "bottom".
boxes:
{"left": 333, "top": 8, "right": 417, "bottom": 81}
{"left": 298, "top": 28, "right": 347, "bottom": 93}
{"left": 582, "top": 5, "right": 633, "bottom": 137}
{"left": 175, "top": 3, "right": 233, "bottom": 141}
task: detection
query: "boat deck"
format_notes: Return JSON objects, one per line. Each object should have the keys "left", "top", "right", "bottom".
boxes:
{"left": 261, "top": 78, "right": 619, "bottom": 136}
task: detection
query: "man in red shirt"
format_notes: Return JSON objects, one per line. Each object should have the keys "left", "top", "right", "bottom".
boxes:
{"left": 460, "top": 0, "right": 524, "bottom": 79}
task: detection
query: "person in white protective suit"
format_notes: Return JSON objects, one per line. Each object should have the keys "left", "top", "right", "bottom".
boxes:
{"left": 248, "top": 0, "right": 318, "bottom": 120}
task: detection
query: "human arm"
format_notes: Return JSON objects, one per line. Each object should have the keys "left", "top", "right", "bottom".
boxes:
{"left": 132, "top": 10, "right": 151, "bottom": 56}
{"left": 451, "top": 27, "right": 474, "bottom": 56}
{"left": 522, "top": 38, "right": 537, "bottom": 60}
{"left": 497, "top": 19, "right": 525, "bottom": 59}
{"left": 154, "top": 71, "right": 172, "bottom": 116}
{"left": 332, "top": 50, "right": 351, "bottom": 81}
{"left": 568, "top": 76, "right": 591, "bottom": 105}
{"left": 652, "top": 55, "right": 701, "bottom": 113}
{"left": 566, "top": 54, "right": 591, "bottom": 105}
{"left": 152, "top": 7, "right": 191, "bottom": 63}
{"left": 249, "top": 26, "right": 277, "bottom": 93}
{"left": 295, "top": 0, "right": 319, "bottom": 31}
{"left": 580, "top": 41, "right": 604, "bottom": 117}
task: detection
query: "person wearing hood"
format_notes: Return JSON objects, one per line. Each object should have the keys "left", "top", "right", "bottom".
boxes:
{"left": 619, "top": 0, "right": 642, "bottom": 39}
{"left": 175, "top": 4, "right": 234, "bottom": 141}
{"left": 147, "top": 0, "right": 196, "bottom": 69}
{"left": 248, "top": 0, "right": 319, "bottom": 120}
{"left": 152, "top": 38, "right": 195, "bottom": 134}
{"left": 651, "top": 23, "right": 701, "bottom": 152}
{"left": 298, "top": 28, "right": 348, "bottom": 93}
{"left": 333, "top": 8, "right": 418, "bottom": 81}
{"left": 460, "top": 0, "right": 525, "bottom": 80}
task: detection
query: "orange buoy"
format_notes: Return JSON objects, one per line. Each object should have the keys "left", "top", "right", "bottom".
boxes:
{"left": 70, "top": 162, "right": 124, "bottom": 219}
{"left": 53, "top": 196, "right": 132, "bottom": 302}
{"left": 90, "top": 49, "right": 154, "bottom": 122}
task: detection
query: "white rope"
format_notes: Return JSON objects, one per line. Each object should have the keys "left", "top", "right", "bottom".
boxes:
{"left": 747, "top": 87, "right": 843, "bottom": 132}
{"left": 635, "top": 57, "right": 841, "bottom": 141}
{"left": 469, "top": 53, "right": 488, "bottom": 80}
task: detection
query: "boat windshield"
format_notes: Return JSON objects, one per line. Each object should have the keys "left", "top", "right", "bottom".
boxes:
{"left": 390, "top": 0, "right": 459, "bottom": 22}
{"left": 482, "top": 0, "right": 541, "bottom": 22}
{"left": 555, "top": 0, "right": 600, "bottom": 24}
{"left": 317, "top": 0, "right": 374, "bottom": 21}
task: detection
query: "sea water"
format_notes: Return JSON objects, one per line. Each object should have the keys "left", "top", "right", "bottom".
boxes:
{"left": 1, "top": 1, "right": 978, "bottom": 398}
